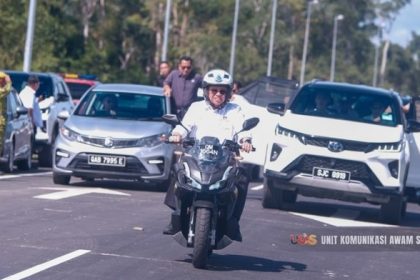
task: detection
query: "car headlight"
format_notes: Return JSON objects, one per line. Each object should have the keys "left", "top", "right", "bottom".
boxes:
{"left": 135, "top": 134, "right": 161, "bottom": 147}
{"left": 375, "top": 141, "right": 403, "bottom": 152}
{"left": 276, "top": 125, "right": 306, "bottom": 144}
{"left": 60, "top": 126, "right": 82, "bottom": 142}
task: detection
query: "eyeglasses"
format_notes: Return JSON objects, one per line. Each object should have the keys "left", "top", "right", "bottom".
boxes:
{"left": 180, "top": 66, "right": 192, "bottom": 70}
{"left": 209, "top": 88, "right": 227, "bottom": 95}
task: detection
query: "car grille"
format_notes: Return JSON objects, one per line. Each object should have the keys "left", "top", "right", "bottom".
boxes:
{"left": 69, "top": 154, "right": 148, "bottom": 174}
{"left": 304, "top": 137, "right": 374, "bottom": 152}
{"left": 283, "top": 155, "right": 381, "bottom": 186}
{"left": 79, "top": 135, "right": 138, "bottom": 148}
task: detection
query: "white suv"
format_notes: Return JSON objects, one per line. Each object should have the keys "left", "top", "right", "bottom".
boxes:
{"left": 263, "top": 81, "right": 420, "bottom": 224}
{"left": 6, "top": 71, "right": 74, "bottom": 166}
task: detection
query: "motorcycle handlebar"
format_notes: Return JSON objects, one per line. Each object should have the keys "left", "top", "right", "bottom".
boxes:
{"left": 161, "top": 135, "right": 256, "bottom": 152}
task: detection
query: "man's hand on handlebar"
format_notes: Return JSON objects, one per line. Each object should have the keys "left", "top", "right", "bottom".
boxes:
{"left": 168, "top": 133, "right": 182, "bottom": 143}
{"left": 240, "top": 142, "right": 253, "bottom": 153}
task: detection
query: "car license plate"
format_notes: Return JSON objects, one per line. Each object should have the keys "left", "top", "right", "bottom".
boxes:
{"left": 313, "top": 167, "right": 350, "bottom": 181}
{"left": 88, "top": 154, "right": 126, "bottom": 167}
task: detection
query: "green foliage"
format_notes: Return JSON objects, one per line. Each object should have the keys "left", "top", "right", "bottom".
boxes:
{"left": 0, "top": 0, "right": 417, "bottom": 94}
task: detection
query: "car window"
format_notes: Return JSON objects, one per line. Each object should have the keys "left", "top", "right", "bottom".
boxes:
{"left": 75, "top": 91, "right": 166, "bottom": 120}
{"left": 290, "top": 87, "right": 400, "bottom": 126}
{"left": 8, "top": 73, "right": 54, "bottom": 99}
{"left": 241, "top": 78, "right": 298, "bottom": 107}
{"left": 7, "top": 93, "right": 17, "bottom": 117}
{"left": 57, "top": 81, "right": 65, "bottom": 94}
{"left": 14, "top": 91, "right": 24, "bottom": 107}
{"left": 66, "top": 83, "right": 93, "bottom": 100}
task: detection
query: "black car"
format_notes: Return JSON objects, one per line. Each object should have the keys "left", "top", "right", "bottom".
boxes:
{"left": 0, "top": 89, "right": 33, "bottom": 172}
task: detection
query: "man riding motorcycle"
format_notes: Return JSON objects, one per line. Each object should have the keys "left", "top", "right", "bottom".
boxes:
{"left": 163, "top": 69, "right": 253, "bottom": 241}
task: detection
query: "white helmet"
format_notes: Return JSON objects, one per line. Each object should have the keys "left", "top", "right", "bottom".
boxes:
{"left": 202, "top": 69, "right": 233, "bottom": 101}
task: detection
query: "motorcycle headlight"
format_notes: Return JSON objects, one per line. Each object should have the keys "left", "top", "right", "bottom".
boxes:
{"left": 135, "top": 134, "right": 161, "bottom": 147}
{"left": 60, "top": 126, "right": 82, "bottom": 142}
{"left": 209, "top": 180, "right": 226, "bottom": 191}
{"left": 375, "top": 141, "right": 403, "bottom": 152}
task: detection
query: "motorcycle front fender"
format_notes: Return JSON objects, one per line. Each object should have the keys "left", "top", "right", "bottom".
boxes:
{"left": 192, "top": 200, "right": 215, "bottom": 209}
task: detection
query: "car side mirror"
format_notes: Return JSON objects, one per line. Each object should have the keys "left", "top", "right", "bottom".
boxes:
{"left": 267, "top": 102, "right": 285, "bottom": 115}
{"left": 16, "top": 106, "right": 28, "bottom": 116}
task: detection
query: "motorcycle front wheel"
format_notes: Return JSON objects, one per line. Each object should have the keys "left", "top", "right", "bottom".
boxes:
{"left": 192, "top": 207, "right": 212, "bottom": 269}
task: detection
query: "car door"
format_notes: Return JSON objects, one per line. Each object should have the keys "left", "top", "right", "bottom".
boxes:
{"left": 405, "top": 97, "right": 420, "bottom": 190}
{"left": 47, "top": 78, "right": 74, "bottom": 144}
{"left": 9, "top": 91, "right": 31, "bottom": 158}
{"left": 7, "top": 92, "right": 22, "bottom": 157}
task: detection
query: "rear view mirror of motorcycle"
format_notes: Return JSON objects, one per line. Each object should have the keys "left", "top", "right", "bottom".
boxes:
{"left": 241, "top": 117, "right": 260, "bottom": 132}
{"left": 162, "top": 113, "right": 191, "bottom": 134}
{"left": 162, "top": 114, "right": 180, "bottom": 126}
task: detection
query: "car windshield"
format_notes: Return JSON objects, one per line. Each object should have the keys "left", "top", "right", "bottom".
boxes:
{"left": 8, "top": 73, "right": 54, "bottom": 99}
{"left": 74, "top": 90, "right": 166, "bottom": 120}
{"left": 289, "top": 87, "right": 400, "bottom": 126}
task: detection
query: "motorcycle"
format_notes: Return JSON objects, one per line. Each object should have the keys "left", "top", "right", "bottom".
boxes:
{"left": 162, "top": 115, "right": 259, "bottom": 268}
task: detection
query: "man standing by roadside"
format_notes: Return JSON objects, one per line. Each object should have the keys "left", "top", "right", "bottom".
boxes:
{"left": 19, "top": 75, "right": 44, "bottom": 133}
{"left": 163, "top": 56, "right": 202, "bottom": 119}
{"left": 156, "top": 61, "right": 171, "bottom": 87}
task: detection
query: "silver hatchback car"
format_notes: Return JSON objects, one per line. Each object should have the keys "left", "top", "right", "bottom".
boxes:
{"left": 52, "top": 83, "right": 173, "bottom": 188}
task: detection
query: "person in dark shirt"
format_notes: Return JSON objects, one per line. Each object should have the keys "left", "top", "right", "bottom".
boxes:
{"left": 163, "top": 56, "right": 202, "bottom": 119}
{"left": 156, "top": 61, "right": 171, "bottom": 87}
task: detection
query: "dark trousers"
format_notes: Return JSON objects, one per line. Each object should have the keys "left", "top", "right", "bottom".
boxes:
{"left": 164, "top": 165, "right": 250, "bottom": 222}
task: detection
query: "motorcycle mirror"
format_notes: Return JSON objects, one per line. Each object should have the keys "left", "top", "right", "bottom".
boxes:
{"left": 162, "top": 114, "right": 191, "bottom": 135}
{"left": 162, "top": 114, "right": 179, "bottom": 126}
{"left": 241, "top": 117, "right": 259, "bottom": 132}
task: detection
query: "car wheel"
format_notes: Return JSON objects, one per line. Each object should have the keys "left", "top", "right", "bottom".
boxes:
{"left": 380, "top": 195, "right": 404, "bottom": 225}
{"left": 280, "top": 189, "right": 298, "bottom": 204}
{"left": 81, "top": 177, "right": 94, "bottom": 182}
{"left": 38, "top": 145, "right": 52, "bottom": 167}
{"left": 53, "top": 172, "right": 71, "bottom": 185}
{"left": 17, "top": 143, "right": 32, "bottom": 171}
{"left": 262, "top": 177, "right": 280, "bottom": 209}
{"left": 262, "top": 177, "right": 297, "bottom": 209}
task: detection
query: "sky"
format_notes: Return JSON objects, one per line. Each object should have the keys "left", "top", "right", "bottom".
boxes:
{"left": 387, "top": 1, "right": 420, "bottom": 47}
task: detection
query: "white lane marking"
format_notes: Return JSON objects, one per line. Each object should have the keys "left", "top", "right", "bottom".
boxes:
{"left": 289, "top": 211, "right": 397, "bottom": 227}
{"left": 1, "top": 249, "right": 90, "bottom": 280}
{"left": 34, "top": 187, "right": 130, "bottom": 200}
{"left": 0, "top": 172, "right": 52, "bottom": 180}
{"left": 251, "top": 184, "right": 263, "bottom": 191}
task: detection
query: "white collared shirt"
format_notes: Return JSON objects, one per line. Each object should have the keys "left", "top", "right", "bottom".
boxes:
{"left": 19, "top": 85, "right": 43, "bottom": 128}
{"left": 172, "top": 100, "right": 249, "bottom": 143}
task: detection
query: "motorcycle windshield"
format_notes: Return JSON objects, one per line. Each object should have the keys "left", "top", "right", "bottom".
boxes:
{"left": 189, "top": 137, "right": 230, "bottom": 173}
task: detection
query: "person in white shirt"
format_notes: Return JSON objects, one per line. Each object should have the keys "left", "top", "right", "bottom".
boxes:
{"left": 19, "top": 75, "right": 44, "bottom": 132}
{"left": 163, "top": 69, "right": 253, "bottom": 241}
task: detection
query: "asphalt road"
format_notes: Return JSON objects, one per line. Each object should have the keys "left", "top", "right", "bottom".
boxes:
{"left": 1, "top": 168, "right": 420, "bottom": 280}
